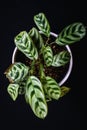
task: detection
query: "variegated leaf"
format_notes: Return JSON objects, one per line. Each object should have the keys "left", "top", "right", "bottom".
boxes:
{"left": 34, "top": 13, "right": 50, "bottom": 37}
{"left": 7, "top": 84, "right": 19, "bottom": 101}
{"left": 25, "top": 76, "right": 48, "bottom": 119}
{"left": 56, "top": 22, "right": 86, "bottom": 45}
{"left": 14, "top": 31, "right": 38, "bottom": 60}
{"left": 18, "top": 79, "right": 27, "bottom": 95}
{"left": 43, "top": 76, "right": 61, "bottom": 100}
{"left": 43, "top": 46, "right": 53, "bottom": 67}
{"left": 60, "top": 86, "right": 71, "bottom": 97}
{"left": 52, "top": 51, "right": 70, "bottom": 67}
{"left": 29, "top": 27, "right": 44, "bottom": 50}
{"left": 5, "top": 62, "right": 29, "bottom": 83}
{"left": 45, "top": 93, "right": 52, "bottom": 102}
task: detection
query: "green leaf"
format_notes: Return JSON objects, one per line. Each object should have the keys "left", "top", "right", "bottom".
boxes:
{"left": 7, "top": 84, "right": 19, "bottom": 101}
{"left": 34, "top": 13, "right": 50, "bottom": 37}
{"left": 43, "top": 46, "right": 53, "bottom": 67}
{"left": 29, "top": 27, "right": 44, "bottom": 50}
{"left": 60, "top": 86, "right": 71, "bottom": 97}
{"left": 43, "top": 76, "right": 61, "bottom": 100}
{"left": 52, "top": 51, "right": 70, "bottom": 67}
{"left": 18, "top": 79, "right": 27, "bottom": 95}
{"left": 45, "top": 93, "right": 52, "bottom": 102}
{"left": 56, "top": 22, "right": 86, "bottom": 45}
{"left": 14, "top": 31, "right": 38, "bottom": 60}
{"left": 5, "top": 62, "right": 29, "bottom": 83}
{"left": 25, "top": 76, "right": 48, "bottom": 119}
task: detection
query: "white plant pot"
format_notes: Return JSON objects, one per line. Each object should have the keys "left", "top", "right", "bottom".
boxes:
{"left": 12, "top": 32, "right": 73, "bottom": 86}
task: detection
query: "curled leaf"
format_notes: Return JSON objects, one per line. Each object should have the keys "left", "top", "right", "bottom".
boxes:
{"left": 43, "top": 46, "right": 53, "bottom": 67}
{"left": 60, "top": 86, "right": 71, "bottom": 97}
{"left": 29, "top": 27, "right": 44, "bottom": 50}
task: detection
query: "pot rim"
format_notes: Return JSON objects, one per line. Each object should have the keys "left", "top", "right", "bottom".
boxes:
{"left": 12, "top": 32, "right": 73, "bottom": 86}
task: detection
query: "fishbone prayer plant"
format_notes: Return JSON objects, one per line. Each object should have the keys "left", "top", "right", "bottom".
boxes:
{"left": 5, "top": 13, "right": 86, "bottom": 119}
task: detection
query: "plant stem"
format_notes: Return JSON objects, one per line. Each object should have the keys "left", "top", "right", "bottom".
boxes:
{"left": 39, "top": 63, "right": 45, "bottom": 79}
{"left": 45, "top": 40, "right": 55, "bottom": 47}
{"left": 30, "top": 59, "right": 35, "bottom": 75}
{"left": 45, "top": 37, "right": 50, "bottom": 45}
{"left": 39, "top": 46, "right": 45, "bottom": 55}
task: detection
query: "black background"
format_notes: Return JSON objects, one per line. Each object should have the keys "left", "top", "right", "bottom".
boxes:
{"left": 0, "top": 0, "right": 87, "bottom": 129}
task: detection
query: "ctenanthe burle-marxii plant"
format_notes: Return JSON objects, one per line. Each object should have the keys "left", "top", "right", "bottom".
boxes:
{"left": 4, "top": 12, "right": 86, "bottom": 119}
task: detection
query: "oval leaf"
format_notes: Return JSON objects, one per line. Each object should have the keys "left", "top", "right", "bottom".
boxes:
{"left": 7, "top": 84, "right": 19, "bottom": 101}
{"left": 5, "top": 62, "right": 29, "bottom": 83}
{"left": 14, "top": 31, "right": 38, "bottom": 60}
{"left": 34, "top": 13, "right": 50, "bottom": 37}
{"left": 43, "top": 46, "right": 53, "bottom": 67}
{"left": 43, "top": 76, "right": 61, "bottom": 100}
{"left": 25, "top": 76, "right": 48, "bottom": 119}
{"left": 56, "top": 22, "right": 86, "bottom": 45}
{"left": 29, "top": 27, "right": 44, "bottom": 50}
{"left": 52, "top": 51, "right": 70, "bottom": 67}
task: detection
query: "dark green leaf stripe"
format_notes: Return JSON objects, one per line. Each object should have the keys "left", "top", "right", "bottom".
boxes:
{"left": 7, "top": 84, "right": 19, "bottom": 101}
{"left": 43, "top": 76, "right": 61, "bottom": 100}
{"left": 56, "top": 23, "right": 86, "bottom": 45}
{"left": 45, "top": 92, "right": 52, "bottom": 102}
{"left": 18, "top": 79, "right": 27, "bottom": 95}
{"left": 5, "top": 62, "right": 29, "bottom": 83}
{"left": 52, "top": 51, "right": 70, "bottom": 67}
{"left": 14, "top": 31, "right": 38, "bottom": 60}
{"left": 25, "top": 76, "right": 48, "bottom": 119}
{"left": 29, "top": 27, "right": 44, "bottom": 50}
{"left": 34, "top": 13, "right": 50, "bottom": 37}
{"left": 43, "top": 46, "right": 53, "bottom": 66}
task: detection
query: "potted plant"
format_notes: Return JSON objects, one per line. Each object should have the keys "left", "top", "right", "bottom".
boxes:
{"left": 4, "top": 13, "right": 86, "bottom": 119}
